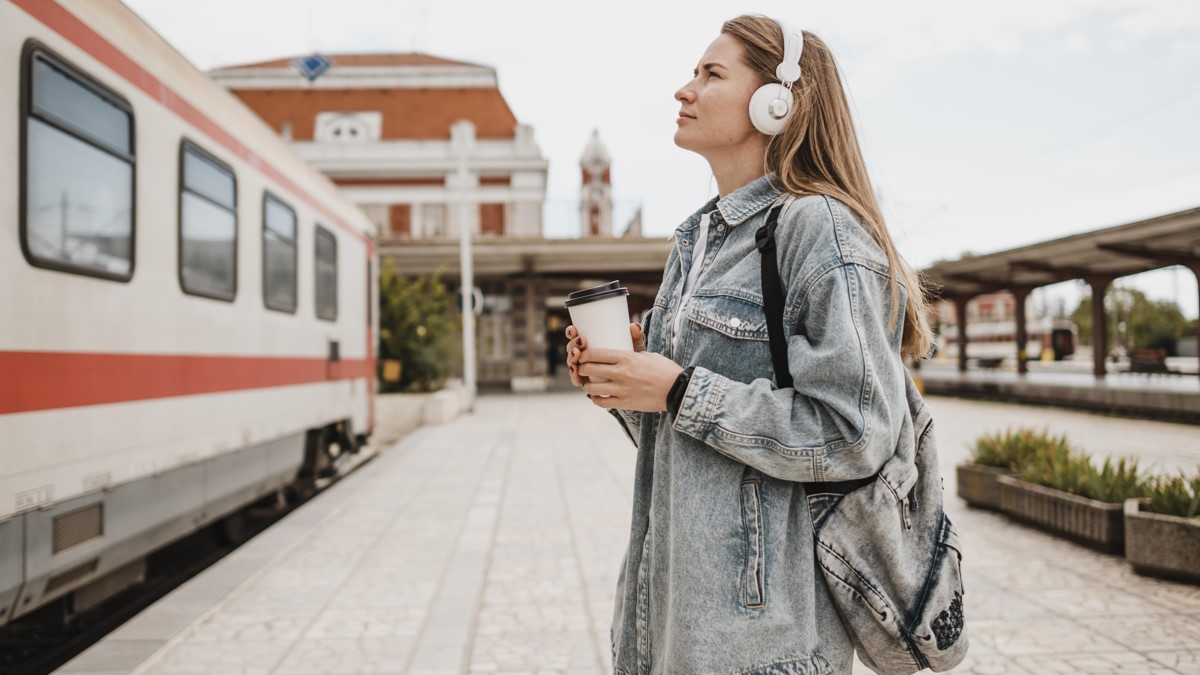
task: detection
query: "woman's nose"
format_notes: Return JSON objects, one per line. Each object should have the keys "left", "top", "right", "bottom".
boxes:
{"left": 675, "top": 84, "right": 695, "bottom": 103}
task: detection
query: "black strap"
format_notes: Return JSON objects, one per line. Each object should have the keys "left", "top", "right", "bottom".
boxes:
{"left": 755, "top": 205, "right": 793, "bottom": 389}
{"left": 755, "top": 202, "right": 877, "bottom": 494}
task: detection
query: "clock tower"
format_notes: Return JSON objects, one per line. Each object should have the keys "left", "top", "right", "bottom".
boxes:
{"left": 579, "top": 129, "right": 612, "bottom": 237}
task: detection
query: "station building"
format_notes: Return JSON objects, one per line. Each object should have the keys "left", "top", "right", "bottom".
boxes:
{"left": 211, "top": 53, "right": 670, "bottom": 391}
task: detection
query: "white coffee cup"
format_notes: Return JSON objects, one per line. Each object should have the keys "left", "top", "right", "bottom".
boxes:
{"left": 565, "top": 280, "right": 633, "bottom": 383}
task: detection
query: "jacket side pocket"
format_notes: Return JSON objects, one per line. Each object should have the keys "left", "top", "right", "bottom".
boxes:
{"left": 740, "top": 478, "right": 766, "bottom": 608}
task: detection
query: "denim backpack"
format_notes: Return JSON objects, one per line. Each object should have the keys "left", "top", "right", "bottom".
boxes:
{"left": 756, "top": 203, "right": 969, "bottom": 674}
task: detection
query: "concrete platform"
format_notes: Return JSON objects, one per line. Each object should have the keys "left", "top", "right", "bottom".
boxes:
{"left": 59, "top": 393, "right": 1200, "bottom": 675}
{"left": 918, "top": 362, "right": 1200, "bottom": 423}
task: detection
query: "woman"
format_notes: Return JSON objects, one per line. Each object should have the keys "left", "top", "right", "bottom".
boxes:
{"left": 566, "top": 15, "right": 934, "bottom": 675}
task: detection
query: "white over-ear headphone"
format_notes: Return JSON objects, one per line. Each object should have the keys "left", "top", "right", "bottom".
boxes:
{"left": 748, "top": 20, "right": 804, "bottom": 136}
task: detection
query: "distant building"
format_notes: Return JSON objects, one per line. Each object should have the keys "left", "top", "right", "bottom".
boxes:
{"left": 210, "top": 53, "right": 547, "bottom": 240}
{"left": 213, "top": 53, "right": 668, "bottom": 390}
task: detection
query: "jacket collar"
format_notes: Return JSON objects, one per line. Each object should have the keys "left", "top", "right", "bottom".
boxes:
{"left": 674, "top": 174, "right": 785, "bottom": 235}
{"left": 717, "top": 173, "right": 785, "bottom": 226}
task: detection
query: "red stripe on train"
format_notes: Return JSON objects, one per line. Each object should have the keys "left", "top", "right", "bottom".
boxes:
{"left": 0, "top": 351, "right": 370, "bottom": 415}
{"left": 10, "top": 0, "right": 367, "bottom": 246}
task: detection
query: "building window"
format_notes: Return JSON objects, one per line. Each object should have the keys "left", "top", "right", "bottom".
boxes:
{"left": 179, "top": 141, "right": 237, "bottom": 300}
{"left": 422, "top": 204, "right": 447, "bottom": 237}
{"left": 21, "top": 43, "right": 135, "bottom": 280}
{"left": 480, "top": 203, "right": 505, "bottom": 236}
{"left": 314, "top": 111, "right": 382, "bottom": 143}
{"left": 263, "top": 192, "right": 298, "bottom": 313}
{"left": 315, "top": 225, "right": 337, "bottom": 321}
{"left": 389, "top": 204, "right": 412, "bottom": 237}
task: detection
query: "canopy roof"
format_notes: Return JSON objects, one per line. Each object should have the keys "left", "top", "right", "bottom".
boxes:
{"left": 923, "top": 206, "right": 1200, "bottom": 298}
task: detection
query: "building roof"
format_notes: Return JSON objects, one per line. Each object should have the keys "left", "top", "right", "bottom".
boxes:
{"left": 923, "top": 205, "right": 1200, "bottom": 298}
{"left": 211, "top": 50, "right": 520, "bottom": 140}
{"left": 229, "top": 88, "right": 519, "bottom": 140}
{"left": 213, "top": 52, "right": 485, "bottom": 71}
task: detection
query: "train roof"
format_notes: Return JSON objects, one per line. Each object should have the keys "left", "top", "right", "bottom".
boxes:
{"left": 58, "top": 0, "right": 377, "bottom": 243}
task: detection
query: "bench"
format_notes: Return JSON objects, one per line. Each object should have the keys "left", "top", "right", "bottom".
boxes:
{"left": 1129, "top": 348, "right": 1170, "bottom": 374}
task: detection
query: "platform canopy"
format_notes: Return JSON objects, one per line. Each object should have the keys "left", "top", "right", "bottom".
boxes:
{"left": 923, "top": 205, "right": 1200, "bottom": 298}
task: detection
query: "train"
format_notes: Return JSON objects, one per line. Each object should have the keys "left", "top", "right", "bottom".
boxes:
{"left": 935, "top": 317, "right": 1078, "bottom": 362}
{"left": 1, "top": 0, "right": 377, "bottom": 626}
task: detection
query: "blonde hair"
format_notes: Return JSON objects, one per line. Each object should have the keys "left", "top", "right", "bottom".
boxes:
{"left": 722, "top": 15, "right": 934, "bottom": 360}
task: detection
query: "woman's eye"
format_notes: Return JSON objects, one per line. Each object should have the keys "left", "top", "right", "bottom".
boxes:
{"left": 707, "top": 71, "right": 719, "bottom": 79}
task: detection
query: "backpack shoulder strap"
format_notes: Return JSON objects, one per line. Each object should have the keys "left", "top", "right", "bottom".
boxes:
{"left": 755, "top": 204, "right": 793, "bottom": 390}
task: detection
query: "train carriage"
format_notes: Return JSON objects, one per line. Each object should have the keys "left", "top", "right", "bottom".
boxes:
{"left": 1, "top": 0, "right": 378, "bottom": 625}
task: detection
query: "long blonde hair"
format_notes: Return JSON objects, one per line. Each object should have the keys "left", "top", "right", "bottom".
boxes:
{"left": 723, "top": 15, "right": 933, "bottom": 360}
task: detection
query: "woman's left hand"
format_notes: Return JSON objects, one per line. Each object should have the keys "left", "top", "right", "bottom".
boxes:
{"left": 577, "top": 348, "right": 683, "bottom": 412}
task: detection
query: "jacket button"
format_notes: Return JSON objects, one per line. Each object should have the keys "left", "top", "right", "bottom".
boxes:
{"left": 729, "top": 317, "right": 742, "bottom": 328}
{"left": 717, "top": 224, "right": 725, "bottom": 232}
{"left": 681, "top": 239, "right": 690, "bottom": 246}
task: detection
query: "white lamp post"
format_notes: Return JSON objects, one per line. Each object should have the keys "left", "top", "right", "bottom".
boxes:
{"left": 452, "top": 120, "right": 477, "bottom": 410}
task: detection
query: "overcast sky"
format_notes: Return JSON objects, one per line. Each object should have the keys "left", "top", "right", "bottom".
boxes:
{"left": 121, "top": 0, "right": 1200, "bottom": 317}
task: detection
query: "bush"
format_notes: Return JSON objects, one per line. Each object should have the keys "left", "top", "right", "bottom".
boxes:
{"left": 968, "top": 428, "right": 1067, "bottom": 469}
{"left": 378, "top": 261, "right": 459, "bottom": 392}
{"left": 1144, "top": 471, "right": 1200, "bottom": 519}
{"left": 971, "top": 427, "right": 1150, "bottom": 504}
{"left": 1015, "top": 448, "right": 1149, "bottom": 504}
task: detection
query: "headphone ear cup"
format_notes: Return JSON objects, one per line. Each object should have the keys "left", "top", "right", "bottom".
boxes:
{"left": 749, "top": 83, "right": 790, "bottom": 135}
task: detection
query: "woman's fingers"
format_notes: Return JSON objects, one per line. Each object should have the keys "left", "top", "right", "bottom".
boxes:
{"left": 630, "top": 323, "right": 645, "bottom": 352}
{"left": 577, "top": 360, "right": 618, "bottom": 381}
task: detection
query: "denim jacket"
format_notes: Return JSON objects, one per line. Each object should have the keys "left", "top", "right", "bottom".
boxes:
{"left": 607, "top": 174, "right": 911, "bottom": 675}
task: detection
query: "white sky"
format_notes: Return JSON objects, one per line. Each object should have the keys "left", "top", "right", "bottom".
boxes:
{"left": 121, "top": 0, "right": 1200, "bottom": 318}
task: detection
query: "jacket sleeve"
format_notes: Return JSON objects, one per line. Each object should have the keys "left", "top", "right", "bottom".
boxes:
{"left": 669, "top": 262, "right": 907, "bottom": 483}
{"left": 607, "top": 408, "right": 642, "bottom": 448}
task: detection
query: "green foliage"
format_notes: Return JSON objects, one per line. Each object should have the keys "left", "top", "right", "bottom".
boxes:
{"left": 970, "top": 427, "right": 1151, "bottom": 503}
{"left": 378, "top": 261, "right": 459, "bottom": 392}
{"left": 1015, "top": 450, "right": 1149, "bottom": 504}
{"left": 1144, "top": 471, "right": 1200, "bottom": 519}
{"left": 969, "top": 427, "right": 1065, "bottom": 469}
{"left": 1070, "top": 287, "right": 1191, "bottom": 355}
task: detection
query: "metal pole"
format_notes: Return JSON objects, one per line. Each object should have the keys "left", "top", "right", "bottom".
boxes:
{"left": 457, "top": 130, "right": 477, "bottom": 409}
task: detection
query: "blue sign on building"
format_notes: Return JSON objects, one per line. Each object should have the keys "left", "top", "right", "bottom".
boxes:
{"left": 291, "top": 54, "right": 332, "bottom": 82}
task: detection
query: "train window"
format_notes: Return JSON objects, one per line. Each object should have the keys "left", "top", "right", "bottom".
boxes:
{"left": 262, "top": 193, "right": 298, "bottom": 313}
{"left": 179, "top": 141, "right": 237, "bottom": 300}
{"left": 315, "top": 226, "right": 338, "bottom": 321}
{"left": 21, "top": 44, "right": 135, "bottom": 280}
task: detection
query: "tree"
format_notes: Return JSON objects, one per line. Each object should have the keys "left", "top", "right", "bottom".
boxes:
{"left": 378, "top": 261, "right": 459, "bottom": 392}
{"left": 1069, "top": 286, "right": 1190, "bottom": 356}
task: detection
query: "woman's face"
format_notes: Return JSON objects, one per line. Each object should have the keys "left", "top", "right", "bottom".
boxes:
{"left": 674, "top": 33, "right": 762, "bottom": 155}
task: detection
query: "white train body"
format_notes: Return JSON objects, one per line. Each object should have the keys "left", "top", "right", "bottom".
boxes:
{"left": 1, "top": 0, "right": 377, "bottom": 624}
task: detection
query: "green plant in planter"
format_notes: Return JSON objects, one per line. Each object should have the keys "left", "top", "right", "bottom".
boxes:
{"left": 1082, "top": 457, "right": 1149, "bottom": 503}
{"left": 1145, "top": 471, "right": 1200, "bottom": 519}
{"left": 1018, "top": 449, "right": 1150, "bottom": 504}
{"left": 968, "top": 427, "right": 1064, "bottom": 469}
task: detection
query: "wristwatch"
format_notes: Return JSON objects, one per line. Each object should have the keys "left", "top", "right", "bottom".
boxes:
{"left": 666, "top": 366, "right": 696, "bottom": 417}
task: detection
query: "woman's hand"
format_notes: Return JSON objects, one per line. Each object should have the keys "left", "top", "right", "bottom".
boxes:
{"left": 565, "top": 323, "right": 645, "bottom": 387}
{"left": 576, "top": 347, "right": 683, "bottom": 413}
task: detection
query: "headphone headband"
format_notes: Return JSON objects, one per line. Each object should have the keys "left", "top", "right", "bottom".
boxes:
{"left": 775, "top": 21, "right": 803, "bottom": 85}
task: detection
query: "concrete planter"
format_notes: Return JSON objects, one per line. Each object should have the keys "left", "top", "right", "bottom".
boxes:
{"left": 1124, "top": 499, "right": 1200, "bottom": 584}
{"left": 996, "top": 475, "right": 1125, "bottom": 553}
{"left": 956, "top": 463, "right": 1014, "bottom": 511}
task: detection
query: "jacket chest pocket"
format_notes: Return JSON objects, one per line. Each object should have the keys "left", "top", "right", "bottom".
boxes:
{"left": 682, "top": 293, "right": 776, "bottom": 382}
{"left": 685, "top": 292, "right": 769, "bottom": 341}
